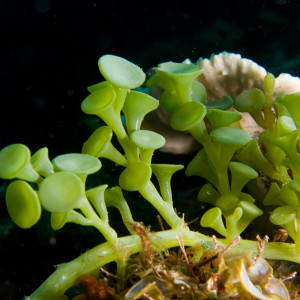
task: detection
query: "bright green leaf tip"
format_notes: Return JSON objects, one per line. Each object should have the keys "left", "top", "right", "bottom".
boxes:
{"left": 170, "top": 102, "right": 206, "bottom": 131}
{"left": 82, "top": 126, "right": 113, "bottom": 157}
{"left": 119, "top": 162, "right": 151, "bottom": 191}
{"left": 155, "top": 61, "right": 203, "bottom": 79}
{"left": 131, "top": 130, "right": 165, "bottom": 150}
{"left": 98, "top": 54, "right": 145, "bottom": 89}
{"left": 229, "top": 161, "right": 258, "bottom": 180}
{"left": 205, "top": 95, "right": 233, "bottom": 110}
{"left": 234, "top": 88, "right": 265, "bottom": 112}
{"left": 0, "top": 144, "right": 40, "bottom": 182}
{"left": 0, "top": 144, "right": 30, "bottom": 179}
{"left": 200, "top": 207, "right": 227, "bottom": 237}
{"left": 81, "top": 85, "right": 115, "bottom": 115}
{"left": 52, "top": 153, "right": 101, "bottom": 175}
{"left": 210, "top": 127, "right": 250, "bottom": 146}
{"left": 270, "top": 205, "right": 296, "bottom": 225}
{"left": 206, "top": 108, "right": 242, "bottom": 129}
{"left": 39, "top": 172, "right": 85, "bottom": 213}
{"left": 6, "top": 180, "right": 41, "bottom": 229}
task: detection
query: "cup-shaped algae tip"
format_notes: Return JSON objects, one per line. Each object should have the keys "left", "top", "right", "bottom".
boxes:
{"left": 276, "top": 92, "right": 300, "bottom": 127}
{"left": 81, "top": 85, "right": 127, "bottom": 138}
{"left": 131, "top": 130, "right": 165, "bottom": 151}
{"left": 151, "top": 163, "right": 184, "bottom": 202}
{"left": 170, "top": 102, "right": 206, "bottom": 131}
{"left": 205, "top": 95, "right": 233, "bottom": 110}
{"left": 131, "top": 130, "right": 165, "bottom": 164}
{"left": 155, "top": 61, "right": 203, "bottom": 83}
{"left": 229, "top": 161, "right": 258, "bottom": 195}
{"left": 0, "top": 144, "right": 41, "bottom": 182}
{"left": 210, "top": 127, "right": 250, "bottom": 147}
{"left": 82, "top": 126, "right": 126, "bottom": 166}
{"left": 236, "top": 201, "right": 263, "bottom": 233}
{"left": 122, "top": 90, "right": 159, "bottom": 133}
{"left": 31, "top": 147, "right": 54, "bottom": 177}
{"left": 270, "top": 205, "right": 296, "bottom": 225}
{"left": 210, "top": 127, "right": 251, "bottom": 168}
{"left": 81, "top": 85, "right": 115, "bottom": 116}
{"left": 154, "top": 62, "right": 203, "bottom": 104}
{"left": 6, "top": 180, "right": 41, "bottom": 229}
{"left": 52, "top": 153, "right": 101, "bottom": 183}
{"left": 205, "top": 109, "right": 242, "bottom": 130}
{"left": 119, "top": 162, "right": 152, "bottom": 191}
{"left": 233, "top": 88, "right": 265, "bottom": 112}
{"left": 98, "top": 54, "right": 146, "bottom": 89}
{"left": 51, "top": 212, "right": 68, "bottom": 230}
{"left": 39, "top": 172, "right": 85, "bottom": 213}
{"left": 200, "top": 207, "right": 227, "bottom": 237}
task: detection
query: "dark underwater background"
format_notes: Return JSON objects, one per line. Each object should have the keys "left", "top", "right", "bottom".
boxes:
{"left": 1, "top": 0, "right": 300, "bottom": 299}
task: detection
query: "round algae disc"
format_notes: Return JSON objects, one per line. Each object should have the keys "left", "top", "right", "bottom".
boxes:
{"left": 39, "top": 172, "right": 85, "bottom": 213}
{"left": 98, "top": 55, "right": 145, "bottom": 89}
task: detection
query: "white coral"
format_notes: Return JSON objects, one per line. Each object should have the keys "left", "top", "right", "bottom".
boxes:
{"left": 196, "top": 52, "right": 300, "bottom": 100}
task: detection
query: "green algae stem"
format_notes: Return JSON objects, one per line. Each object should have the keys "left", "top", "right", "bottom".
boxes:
{"left": 26, "top": 228, "right": 300, "bottom": 300}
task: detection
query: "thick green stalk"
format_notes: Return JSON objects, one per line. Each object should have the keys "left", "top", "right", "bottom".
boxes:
{"left": 80, "top": 198, "right": 117, "bottom": 243}
{"left": 26, "top": 227, "right": 300, "bottom": 300}
{"left": 139, "top": 181, "right": 185, "bottom": 229}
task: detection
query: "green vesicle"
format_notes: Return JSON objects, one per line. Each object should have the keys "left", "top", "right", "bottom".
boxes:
{"left": 216, "top": 194, "right": 239, "bottom": 216}
{"left": 82, "top": 126, "right": 126, "bottom": 166}
{"left": 0, "top": 144, "right": 40, "bottom": 182}
{"left": 200, "top": 207, "right": 227, "bottom": 237}
{"left": 131, "top": 130, "right": 165, "bottom": 150}
{"left": 205, "top": 95, "right": 233, "bottom": 110}
{"left": 186, "top": 149, "right": 218, "bottom": 187}
{"left": 197, "top": 183, "right": 220, "bottom": 206}
{"left": 119, "top": 162, "right": 152, "bottom": 191}
{"left": 87, "top": 81, "right": 111, "bottom": 93}
{"left": 229, "top": 161, "right": 258, "bottom": 195}
{"left": 86, "top": 184, "right": 109, "bottom": 222}
{"left": 191, "top": 81, "right": 207, "bottom": 104}
{"left": 151, "top": 164, "right": 184, "bottom": 203}
{"left": 276, "top": 103, "right": 297, "bottom": 136}
{"left": 52, "top": 153, "right": 101, "bottom": 176}
{"left": 280, "top": 184, "right": 299, "bottom": 207}
{"left": 148, "top": 61, "right": 203, "bottom": 104}
{"left": 122, "top": 90, "right": 159, "bottom": 133}
{"left": 271, "top": 130, "right": 298, "bottom": 159}
{"left": 263, "top": 183, "right": 285, "bottom": 206}
{"left": 276, "top": 92, "right": 300, "bottom": 128}
{"left": 31, "top": 147, "right": 54, "bottom": 177}
{"left": 210, "top": 127, "right": 250, "bottom": 146}
{"left": 130, "top": 130, "right": 165, "bottom": 164}
{"left": 160, "top": 90, "right": 181, "bottom": 114}
{"left": 6, "top": 180, "right": 41, "bottom": 229}
{"left": 81, "top": 85, "right": 115, "bottom": 114}
{"left": 234, "top": 88, "right": 265, "bottom": 112}
{"left": 236, "top": 139, "right": 290, "bottom": 183}
{"left": 155, "top": 61, "right": 203, "bottom": 78}
{"left": 98, "top": 54, "right": 145, "bottom": 89}
{"left": 51, "top": 212, "right": 68, "bottom": 230}
{"left": 237, "top": 201, "right": 263, "bottom": 226}
{"left": 270, "top": 205, "right": 296, "bottom": 225}
{"left": 39, "top": 172, "right": 85, "bottom": 213}
{"left": 286, "top": 178, "right": 300, "bottom": 193}
{"left": 205, "top": 108, "right": 242, "bottom": 129}
{"left": 170, "top": 101, "right": 206, "bottom": 131}
{"left": 81, "top": 85, "right": 127, "bottom": 138}
{"left": 210, "top": 126, "right": 250, "bottom": 173}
